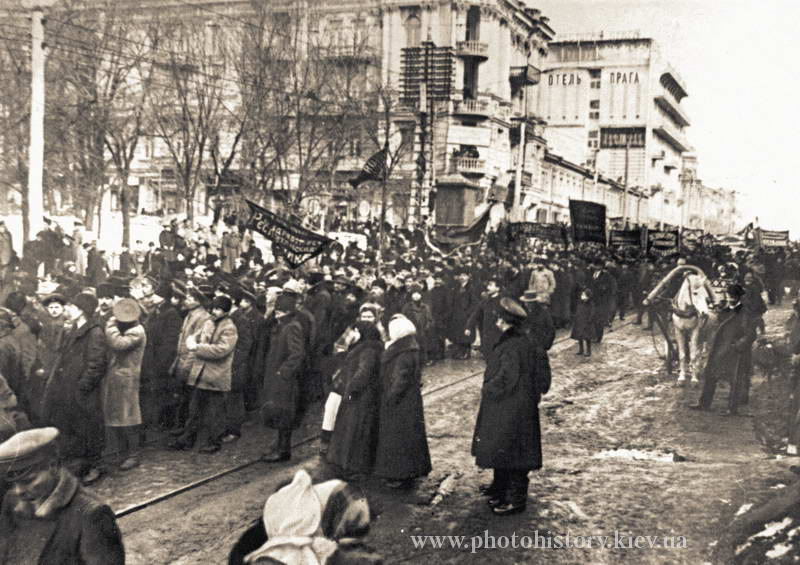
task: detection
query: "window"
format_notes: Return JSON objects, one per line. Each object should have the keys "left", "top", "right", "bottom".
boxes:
{"left": 404, "top": 14, "right": 421, "bottom": 47}
{"left": 589, "top": 99, "right": 600, "bottom": 109}
{"left": 590, "top": 80, "right": 601, "bottom": 89}
{"left": 589, "top": 111, "right": 599, "bottom": 120}
{"left": 587, "top": 140, "right": 598, "bottom": 149}
{"left": 589, "top": 69, "right": 601, "bottom": 78}
{"left": 400, "top": 125, "right": 415, "bottom": 149}
{"left": 588, "top": 130, "right": 598, "bottom": 139}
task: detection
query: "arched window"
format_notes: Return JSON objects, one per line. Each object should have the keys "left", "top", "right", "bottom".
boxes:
{"left": 405, "top": 14, "right": 421, "bottom": 47}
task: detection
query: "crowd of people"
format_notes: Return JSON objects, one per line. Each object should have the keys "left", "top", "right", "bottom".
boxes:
{"left": 0, "top": 213, "right": 798, "bottom": 561}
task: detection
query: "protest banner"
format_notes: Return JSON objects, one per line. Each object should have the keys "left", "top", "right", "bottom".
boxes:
{"left": 245, "top": 200, "right": 333, "bottom": 268}
{"left": 569, "top": 200, "right": 606, "bottom": 244}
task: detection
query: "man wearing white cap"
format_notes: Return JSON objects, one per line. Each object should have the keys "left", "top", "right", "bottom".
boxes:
{"left": 0, "top": 427, "right": 125, "bottom": 564}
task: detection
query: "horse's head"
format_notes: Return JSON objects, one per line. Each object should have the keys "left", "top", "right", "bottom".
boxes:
{"left": 679, "top": 273, "right": 712, "bottom": 316}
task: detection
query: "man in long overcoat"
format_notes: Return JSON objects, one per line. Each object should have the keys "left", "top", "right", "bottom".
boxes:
{"left": 139, "top": 284, "right": 183, "bottom": 432}
{"left": 690, "top": 284, "right": 756, "bottom": 415}
{"left": 465, "top": 278, "right": 504, "bottom": 359}
{"left": 224, "top": 289, "right": 258, "bottom": 443}
{"left": 472, "top": 298, "right": 548, "bottom": 516}
{"left": 42, "top": 292, "right": 108, "bottom": 484}
{"left": 261, "top": 293, "right": 307, "bottom": 462}
{"left": 447, "top": 270, "right": 476, "bottom": 359}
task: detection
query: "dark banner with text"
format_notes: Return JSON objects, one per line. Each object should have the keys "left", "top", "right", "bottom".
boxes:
{"left": 647, "top": 229, "right": 680, "bottom": 257}
{"left": 507, "top": 222, "right": 567, "bottom": 244}
{"left": 245, "top": 200, "right": 333, "bottom": 268}
{"left": 569, "top": 200, "right": 606, "bottom": 244}
{"left": 756, "top": 229, "right": 790, "bottom": 248}
{"left": 609, "top": 229, "right": 643, "bottom": 249}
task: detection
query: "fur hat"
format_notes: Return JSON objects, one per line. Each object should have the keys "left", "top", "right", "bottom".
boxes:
{"left": 3, "top": 292, "right": 27, "bottom": 315}
{"left": 71, "top": 292, "right": 98, "bottom": 319}
{"left": 274, "top": 293, "right": 297, "bottom": 313}
{"left": 96, "top": 283, "right": 115, "bottom": 299}
{"left": 211, "top": 295, "right": 233, "bottom": 314}
{"left": 41, "top": 293, "right": 67, "bottom": 307}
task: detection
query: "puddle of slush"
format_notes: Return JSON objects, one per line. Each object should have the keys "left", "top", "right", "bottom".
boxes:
{"left": 593, "top": 448, "right": 676, "bottom": 463}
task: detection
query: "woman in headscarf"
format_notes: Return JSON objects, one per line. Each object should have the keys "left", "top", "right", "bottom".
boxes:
{"left": 372, "top": 314, "right": 432, "bottom": 488}
{"left": 326, "top": 321, "right": 383, "bottom": 478}
{"left": 228, "top": 469, "right": 381, "bottom": 565}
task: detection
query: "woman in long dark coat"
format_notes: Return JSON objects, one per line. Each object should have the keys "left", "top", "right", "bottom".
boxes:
{"left": 570, "top": 287, "right": 596, "bottom": 356}
{"left": 372, "top": 314, "right": 432, "bottom": 487}
{"left": 327, "top": 321, "right": 383, "bottom": 476}
{"left": 472, "top": 297, "right": 546, "bottom": 515}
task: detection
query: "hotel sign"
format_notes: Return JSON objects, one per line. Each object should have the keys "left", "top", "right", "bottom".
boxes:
{"left": 600, "top": 127, "right": 645, "bottom": 149}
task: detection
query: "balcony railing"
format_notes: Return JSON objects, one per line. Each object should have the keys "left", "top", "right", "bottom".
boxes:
{"left": 453, "top": 98, "right": 490, "bottom": 118}
{"left": 456, "top": 40, "right": 489, "bottom": 60}
{"left": 455, "top": 157, "right": 486, "bottom": 175}
{"left": 510, "top": 64, "right": 541, "bottom": 86}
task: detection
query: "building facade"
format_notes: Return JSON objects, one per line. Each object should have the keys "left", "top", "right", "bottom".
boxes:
{"left": 538, "top": 31, "right": 693, "bottom": 228}
{"left": 0, "top": 1, "right": 740, "bottom": 236}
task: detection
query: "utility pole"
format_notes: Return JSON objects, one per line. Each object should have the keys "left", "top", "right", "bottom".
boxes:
{"left": 621, "top": 137, "right": 630, "bottom": 228}
{"left": 378, "top": 142, "right": 388, "bottom": 265}
{"left": 23, "top": 0, "right": 57, "bottom": 241}
{"left": 513, "top": 87, "right": 526, "bottom": 221}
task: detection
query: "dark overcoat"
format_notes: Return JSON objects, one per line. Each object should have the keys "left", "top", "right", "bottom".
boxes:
{"left": 522, "top": 301, "right": 555, "bottom": 351}
{"left": 230, "top": 307, "right": 258, "bottom": 392}
{"left": 703, "top": 303, "right": 755, "bottom": 381}
{"left": 471, "top": 327, "right": 544, "bottom": 471}
{"left": 0, "top": 471, "right": 125, "bottom": 565}
{"left": 466, "top": 294, "right": 504, "bottom": 357}
{"left": 570, "top": 300, "right": 596, "bottom": 341}
{"left": 447, "top": 283, "right": 476, "bottom": 346}
{"left": 372, "top": 335, "right": 432, "bottom": 480}
{"left": 261, "top": 314, "right": 306, "bottom": 430}
{"left": 139, "top": 300, "right": 183, "bottom": 421}
{"left": 42, "top": 318, "right": 108, "bottom": 461}
{"left": 306, "top": 287, "right": 333, "bottom": 354}
{"left": 326, "top": 339, "right": 383, "bottom": 474}
{"left": 401, "top": 301, "right": 433, "bottom": 353}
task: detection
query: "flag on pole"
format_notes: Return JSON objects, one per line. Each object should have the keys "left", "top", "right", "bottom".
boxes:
{"left": 349, "top": 146, "right": 389, "bottom": 188}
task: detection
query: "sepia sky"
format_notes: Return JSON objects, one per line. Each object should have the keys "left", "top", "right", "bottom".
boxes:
{"left": 532, "top": 0, "right": 800, "bottom": 234}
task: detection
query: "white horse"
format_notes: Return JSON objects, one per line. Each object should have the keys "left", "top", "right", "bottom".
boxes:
{"left": 671, "top": 272, "right": 715, "bottom": 385}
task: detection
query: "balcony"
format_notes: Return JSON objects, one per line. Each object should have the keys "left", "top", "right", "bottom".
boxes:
{"left": 456, "top": 40, "right": 489, "bottom": 61}
{"left": 454, "top": 157, "right": 486, "bottom": 176}
{"left": 653, "top": 123, "right": 691, "bottom": 153}
{"left": 510, "top": 64, "right": 542, "bottom": 86}
{"left": 321, "top": 44, "right": 378, "bottom": 63}
{"left": 453, "top": 98, "right": 490, "bottom": 119}
{"left": 507, "top": 169, "right": 534, "bottom": 188}
{"left": 654, "top": 95, "right": 690, "bottom": 128}
{"left": 510, "top": 114, "right": 546, "bottom": 140}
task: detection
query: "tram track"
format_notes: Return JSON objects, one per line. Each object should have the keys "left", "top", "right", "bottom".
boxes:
{"left": 115, "top": 319, "right": 634, "bottom": 519}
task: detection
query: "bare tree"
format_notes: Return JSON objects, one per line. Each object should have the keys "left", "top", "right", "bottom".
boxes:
{"left": 0, "top": 30, "right": 32, "bottom": 240}
{"left": 147, "top": 17, "right": 229, "bottom": 223}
